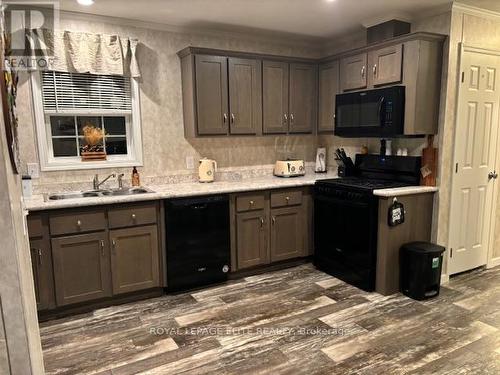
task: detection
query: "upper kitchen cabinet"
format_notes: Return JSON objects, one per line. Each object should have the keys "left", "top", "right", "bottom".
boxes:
{"left": 318, "top": 61, "right": 340, "bottom": 133}
{"left": 262, "top": 61, "right": 317, "bottom": 134}
{"left": 340, "top": 53, "right": 368, "bottom": 91}
{"left": 178, "top": 48, "right": 263, "bottom": 137}
{"left": 369, "top": 44, "right": 403, "bottom": 86}
{"left": 289, "top": 63, "right": 317, "bottom": 133}
{"left": 228, "top": 58, "right": 263, "bottom": 135}
{"left": 262, "top": 61, "right": 289, "bottom": 134}
{"left": 194, "top": 55, "right": 229, "bottom": 135}
{"left": 340, "top": 45, "right": 403, "bottom": 92}
{"left": 178, "top": 47, "right": 317, "bottom": 137}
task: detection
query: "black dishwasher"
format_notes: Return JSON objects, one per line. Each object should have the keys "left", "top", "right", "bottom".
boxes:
{"left": 165, "top": 195, "right": 230, "bottom": 291}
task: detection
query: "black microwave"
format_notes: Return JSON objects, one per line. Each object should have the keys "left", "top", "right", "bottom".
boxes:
{"left": 335, "top": 86, "right": 405, "bottom": 137}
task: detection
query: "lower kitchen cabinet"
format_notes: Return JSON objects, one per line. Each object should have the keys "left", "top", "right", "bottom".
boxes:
{"left": 270, "top": 206, "right": 304, "bottom": 262}
{"left": 110, "top": 225, "right": 160, "bottom": 294}
{"left": 51, "top": 232, "right": 112, "bottom": 306}
{"left": 236, "top": 211, "right": 268, "bottom": 269}
{"left": 232, "top": 188, "right": 310, "bottom": 271}
{"left": 29, "top": 238, "right": 56, "bottom": 310}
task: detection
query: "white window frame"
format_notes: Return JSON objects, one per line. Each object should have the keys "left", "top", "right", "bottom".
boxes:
{"left": 31, "top": 72, "right": 143, "bottom": 171}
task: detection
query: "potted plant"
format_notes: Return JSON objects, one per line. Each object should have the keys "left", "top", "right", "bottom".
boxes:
{"left": 81, "top": 124, "right": 106, "bottom": 161}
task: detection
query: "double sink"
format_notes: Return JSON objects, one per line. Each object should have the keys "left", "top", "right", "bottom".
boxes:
{"left": 47, "top": 187, "right": 154, "bottom": 201}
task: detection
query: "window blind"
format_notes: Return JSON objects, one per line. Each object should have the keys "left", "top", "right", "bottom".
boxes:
{"left": 41, "top": 71, "right": 132, "bottom": 113}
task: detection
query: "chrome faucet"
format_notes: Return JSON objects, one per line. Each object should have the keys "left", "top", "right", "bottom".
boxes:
{"left": 93, "top": 173, "right": 116, "bottom": 191}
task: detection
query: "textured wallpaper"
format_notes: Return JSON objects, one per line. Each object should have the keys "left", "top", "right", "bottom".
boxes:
{"left": 16, "top": 13, "right": 328, "bottom": 188}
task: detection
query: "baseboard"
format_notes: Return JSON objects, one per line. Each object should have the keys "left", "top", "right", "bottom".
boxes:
{"left": 487, "top": 256, "right": 500, "bottom": 269}
{"left": 440, "top": 273, "right": 450, "bottom": 284}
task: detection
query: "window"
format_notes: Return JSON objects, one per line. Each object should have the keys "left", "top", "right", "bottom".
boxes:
{"left": 31, "top": 71, "right": 143, "bottom": 171}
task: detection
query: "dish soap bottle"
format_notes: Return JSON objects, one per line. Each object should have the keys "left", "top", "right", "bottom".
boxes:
{"left": 131, "top": 167, "right": 140, "bottom": 187}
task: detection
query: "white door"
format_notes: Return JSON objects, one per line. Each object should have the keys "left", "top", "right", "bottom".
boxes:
{"left": 448, "top": 46, "right": 500, "bottom": 275}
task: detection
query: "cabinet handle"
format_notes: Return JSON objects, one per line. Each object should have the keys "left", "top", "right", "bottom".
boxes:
{"left": 285, "top": 196, "right": 290, "bottom": 203}
{"left": 231, "top": 113, "right": 235, "bottom": 123}
{"left": 223, "top": 113, "right": 228, "bottom": 123}
{"left": 76, "top": 220, "right": 82, "bottom": 228}
{"left": 272, "top": 216, "right": 276, "bottom": 225}
{"left": 100, "top": 240, "right": 105, "bottom": 256}
{"left": 361, "top": 65, "right": 366, "bottom": 78}
{"left": 112, "top": 239, "right": 117, "bottom": 253}
{"left": 283, "top": 113, "right": 288, "bottom": 124}
{"left": 373, "top": 64, "right": 377, "bottom": 77}
{"left": 131, "top": 213, "right": 137, "bottom": 220}
{"left": 260, "top": 217, "right": 264, "bottom": 228}
{"left": 37, "top": 249, "right": 42, "bottom": 265}
{"left": 249, "top": 200, "right": 254, "bottom": 205}
{"left": 290, "top": 114, "right": 294, "bottom": 123}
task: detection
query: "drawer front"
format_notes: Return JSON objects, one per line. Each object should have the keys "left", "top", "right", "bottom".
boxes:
{"left": 271, "top": 189, "right": 303, "bottom": 208}
{"left": 108, "top": 204, "right": 157, "bottom": 229}
{"left": 236, "top": 194, "right": 266, "bottom": 212}
{"left": 27, "top": 215, "right": 44, "bottom": 238}
{"left": 50, "top": 211, "right": 106, "bottom": 236}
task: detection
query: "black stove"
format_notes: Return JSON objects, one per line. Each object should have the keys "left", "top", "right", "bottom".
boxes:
{"left": 313, "top": 154, "right": 422, "bottom": 292}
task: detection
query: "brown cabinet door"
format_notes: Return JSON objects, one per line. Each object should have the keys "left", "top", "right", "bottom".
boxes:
{"left": 369, "top": 44, "right": 403, "bottom": 87}
{"left": 109, "top": 225, "right": 160, "bottom": 294}
{"left": 51, "top": 233, "right": 112, "bottom": 306}
{"left": 30, "top": 239, "right": 56, "bottom": 310}
{"left": 263, "top": 61, "right": 289, "bottom": 134}
{"left": 195, "top": 55, "right": 229, "bottom": 135}
{"left": 236, "top": 211, "right": 268, "bottom": 269}
{"left": 270, "top": 206, "right": 304, "bottom": 262}
{"left": 340, "top": 53, "right": 368, "bottom": 91}
{"left": 289, "top": 63, "right": 317, "bottom": 133}
{"left": 228, "top": 58, "right": 262, "bottom": 135}
{"left": 318, "top": 61, "right": 339, "bottom": 133}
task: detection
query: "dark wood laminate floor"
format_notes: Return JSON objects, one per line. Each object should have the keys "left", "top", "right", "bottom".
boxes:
{"left": 40, "top": 264, "right": 500, "bottom": 374}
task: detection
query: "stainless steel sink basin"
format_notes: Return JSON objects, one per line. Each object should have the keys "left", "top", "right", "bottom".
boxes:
{"left": 47, "top": 187, "right": 154, "bottom": 201}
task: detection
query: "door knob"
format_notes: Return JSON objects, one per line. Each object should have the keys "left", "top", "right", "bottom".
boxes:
{"left": 488, "top": 171, "right": 498, "bottom": 180}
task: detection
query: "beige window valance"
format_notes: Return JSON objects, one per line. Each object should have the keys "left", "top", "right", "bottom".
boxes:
{"left": 28, "top": 29, "right": 140, "bottom": 78}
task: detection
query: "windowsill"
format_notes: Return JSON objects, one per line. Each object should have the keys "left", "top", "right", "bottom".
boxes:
{"left": 40, "top": 159, "right": 143, "bottom": 172}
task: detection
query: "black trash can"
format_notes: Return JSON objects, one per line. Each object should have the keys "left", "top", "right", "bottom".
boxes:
{"left": 400, "top": 242, "right": 445, "bottom": 300}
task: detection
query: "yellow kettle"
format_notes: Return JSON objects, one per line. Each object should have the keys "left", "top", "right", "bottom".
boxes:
{"left": 198, "top": 158, "right": 217, "bottom": 183}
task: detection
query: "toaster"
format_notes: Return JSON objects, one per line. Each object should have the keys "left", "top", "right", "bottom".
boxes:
{"left": 273, "top": 159, "right": 306, "bottom": 177}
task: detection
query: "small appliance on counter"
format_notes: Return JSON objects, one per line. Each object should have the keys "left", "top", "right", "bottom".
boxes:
{"left": 274, "top": 159, "right": 305, "bottom": 177}
{"left": 315, "top": 148, "right": 327, "bottom": 173}
{"left": 198, "top": 158, "right": 217, "bottom": 183}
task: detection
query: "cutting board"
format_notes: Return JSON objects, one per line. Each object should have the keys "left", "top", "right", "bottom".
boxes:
{"left": 421, "top": 135, "right": 437, "bottom": 186}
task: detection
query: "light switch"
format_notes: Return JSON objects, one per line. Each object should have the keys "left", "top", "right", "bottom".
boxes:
{"left": 27, "top": 163, "right": 40, "bottom": 178}
{"left": 186, "top": 156, "right": 195, "bottom": 170}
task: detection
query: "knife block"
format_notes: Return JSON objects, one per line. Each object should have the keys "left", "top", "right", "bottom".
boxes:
{"left": 338, "top": 165, "right": 356, "bottom": 177}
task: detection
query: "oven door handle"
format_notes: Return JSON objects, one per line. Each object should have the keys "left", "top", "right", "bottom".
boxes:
{"left": 378, "top": 96, "right": 386, "bottom": 126}
{"left": 315, "top": 194, "right": 370, "bottom": 208}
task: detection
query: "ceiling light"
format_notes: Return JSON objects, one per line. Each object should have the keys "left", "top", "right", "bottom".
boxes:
{"left": 77, "top": 0, "right": 94, "bottom": 5}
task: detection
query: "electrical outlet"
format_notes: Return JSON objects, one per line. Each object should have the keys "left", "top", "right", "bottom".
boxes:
{"left": 186, "top": 156, "right": 195, "bottom": 170}
{"left": 27, "top": 163, "right": 40, "bottom": 178}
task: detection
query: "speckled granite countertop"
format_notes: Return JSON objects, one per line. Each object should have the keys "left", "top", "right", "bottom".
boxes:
{"left": 373, "top": 186, "right": 439, "bottom": 197}
{"left": 24, "top": 172, "right": 439, "bottom": 212}
{"left": 24, "top": 172, "right": 337, "bottom": 211}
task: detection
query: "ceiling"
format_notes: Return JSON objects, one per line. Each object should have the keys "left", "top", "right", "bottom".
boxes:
{"left": 57, "top": 0, "right": 499, "bottom": 40}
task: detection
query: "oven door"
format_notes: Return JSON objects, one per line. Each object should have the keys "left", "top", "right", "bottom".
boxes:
{"left": 314, "top": 191, "right": 378, "bottom": 291}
